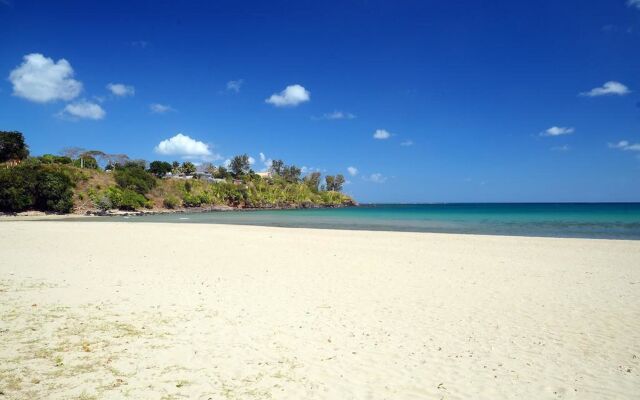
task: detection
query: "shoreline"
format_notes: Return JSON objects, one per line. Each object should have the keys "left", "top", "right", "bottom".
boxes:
{"left": 0, "top": 202, "right": 358, "bottom": 219}
{"left": 2, "top": 211, "right": 639, "bottom": 241}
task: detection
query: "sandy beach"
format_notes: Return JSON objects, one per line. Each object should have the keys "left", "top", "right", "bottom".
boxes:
{"left": 0, "top": 220, "right": 639, "bottom": 399}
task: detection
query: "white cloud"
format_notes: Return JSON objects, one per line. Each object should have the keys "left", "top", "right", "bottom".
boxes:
{"left": 265, "top": 84, "right": 310, "bottom": 107}
{"left": 60, "top": 100, "right": 105, "bottom": 120}
{"left": 580, "top": 81, "right": 630, "bottom": 97}
{"left": 608, "top": 140, "right": 640, "bottom": 151}
{"left": 540, "top": 126, "right": 574, "bottom": 137}
{"left": 373, "top": 129, "right": 391, "bottom": 140}
{"left": 628, "top": 0, "right": 640, "bottom": 10}
{"left": 107, "top": 83, "right": 135, "bottom": 97}
{"left": 301, "top": 166, "right": 322, "bottom": 174}
{"left": 347, "top": 166, "right": 358, "bottom": 176}
{"left": 155, "top": 133, "right": 212, "bottom": 157}
{"left": 226, "top": 79, "right": 243, "bottom": 93}
{"left": 321, "top": 111, "right": 356, "bottom": 120}
{"left": 150, "top": 103, "right": 175, "bottom": 113}
{"left": 551, "top": 145, "right": 570, "bottom": 151}
{"left": 257, "top": 152, "right": 273, "bottom": 171}
{"left": 400, "top": 139, "right": 413, "bottom": 146}
{"left": 9, "top": 53, "right": 82, "bottom": 103}
{"left": 248, "top": 156, "right": 256, "bottom": 165}
{"left": 364, "top": 173, "right": 387, "bottom": 183}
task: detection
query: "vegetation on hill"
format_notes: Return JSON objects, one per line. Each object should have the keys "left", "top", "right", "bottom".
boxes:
{"left": 0, "top": 131, "right": 356, "bottom": 214}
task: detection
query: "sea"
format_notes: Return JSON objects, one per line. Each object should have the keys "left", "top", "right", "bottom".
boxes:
{"left": 67, "top": 203, "right": 640, "bottom": 240}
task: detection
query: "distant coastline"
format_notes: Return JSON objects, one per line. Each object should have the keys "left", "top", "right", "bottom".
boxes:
{"left": 1, "top": 131, "right": 357, "bottom": 216}
{"left": 20, "top": 202, "right": 637, "bottom": 240}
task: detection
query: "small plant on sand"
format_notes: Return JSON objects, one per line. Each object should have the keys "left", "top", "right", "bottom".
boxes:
{"left": 76, "top": 391, "right": 97, "bottom": 400}
{"left": 175, "top": 379, "right": 191, "bottom": 388}
{"left": 54, "top": 355, "right": 64, "bottom": 367}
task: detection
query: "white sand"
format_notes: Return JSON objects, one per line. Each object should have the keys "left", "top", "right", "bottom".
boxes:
{"left": 1, "top": 221, "right": 639, "bottom": 399}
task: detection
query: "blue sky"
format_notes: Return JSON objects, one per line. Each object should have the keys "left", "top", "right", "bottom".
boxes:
{"left": 1, "top": 0, "right": 639, "bottom": 202}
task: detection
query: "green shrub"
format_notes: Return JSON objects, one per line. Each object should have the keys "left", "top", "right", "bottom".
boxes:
{"left": 163, "top": 195, "right": 180, "bottom": 209}
{"left": 95, "top": 194, "right": 113, "bottom": 211}
{"left": 114, "top": 163, "right": 156, "bottom": 194}
{"left": 91, "top": 186, "right": 150, "bottom": 211}
{"left": 0, "top": 164, "right": 74, "bottom": 213}
{"left": 182, "top": 191, "right": 209, "bottom": 207}
{"left": 119, "top": 189, "right": 150, "bottom": 210}
{"left": 0, "top": 168, "right": 35, "bottom": 212}
{"left": 39, "top": 154, "right": 72, "bottom": 165}
{"left": 35, "top": 170, "right": 74, "bottom": 213}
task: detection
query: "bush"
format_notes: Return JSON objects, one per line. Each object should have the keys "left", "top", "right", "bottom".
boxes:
{"left": 89, "top": 185, "right": 150, "bottom": 211}
{"left": 114, "top": 163, "right": 156, "bottom": 194}
{"left": 0, "top": 164, "right": 74, "bottom": 213}
{"left": 119, "top": 189, "right": 150, "bottom": 210}
{"left": 0, "top": 169, "right": 35, "bottom": 212}
{"left": 39, "top": 154, "right": 72, "bottom": 165}
{"left": 182, "top": 191, "right": 210, "bottom": 207}
{"left": 163, "top": 195, "right": 180, "bottom": 209}
{"left": 95, "top": 194, "right": 113, "bottom": 211}
{"left": 35, "top": 170, "right": 74, "bottom": 213}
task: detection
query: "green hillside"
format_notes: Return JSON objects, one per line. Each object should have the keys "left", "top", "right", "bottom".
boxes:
{"left": 0, "top": 131, "right": 356, "bottom": 215}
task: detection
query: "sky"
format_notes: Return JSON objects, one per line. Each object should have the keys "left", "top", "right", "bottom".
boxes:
{"left": 1, "top": 0, "right": 639, "bottom": 203}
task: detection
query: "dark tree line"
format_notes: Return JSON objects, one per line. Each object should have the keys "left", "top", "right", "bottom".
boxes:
{"left": 0, "top": 131, "right": 29, "bottom": 164}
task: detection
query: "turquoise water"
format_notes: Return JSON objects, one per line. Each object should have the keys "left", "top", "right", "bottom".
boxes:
{"left": 68, "top": 203, "right": 640, "bottom": 239}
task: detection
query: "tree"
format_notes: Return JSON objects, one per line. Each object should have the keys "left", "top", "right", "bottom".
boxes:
{"left": 181, "top": 161, "right": 196, "bottom": 175}
{"left": 325, "top": 174, "right": 345, "bottom": 191}
{"left": 60, "top": 147, "right": 85, "bottom": 160}
{"left": 83, "top": 150, "right": 106, "bottom": 161}
{"left": 325, "top": 175, "right": 335, "bottom": 191}
{"left": 200, "top": 162, "right": 216, "bottom": 174}
{"left": 304, "top": 172, "right": 321, "bottom": 192}
{"left": 148, "top": 161, "right": 173, "bottom": 177}
{"left": 334, "top": 174, "right": 345, "bottom": 192}
{"left": 73, "top": 155, "right": 98, "bottom": 169}
{"left": 229, "top": 154, "right": 251, "bottom": 177}
{"left": 60, "top": 147, "right": 104, "bottom": 169}
{"left": 282, "top": 165, "right": 302, "bottom": 183}
{"left": 214, "top": 166, "right": 229, "bottom": 179}
{"left": 83, "top": 150, "right": 111, "bottom": 168}
{"left": 269, "top": 159, "right": 284, "bottom": 176}
{"left": 0, "top": 131, "right": 29, "bottom": 164}
{"left": 104, "top": 153, "right": 130, "bottom": 168}
{"left": 129, "top": 159, "right": 147, "bottom": 169}
{"left": 0, "top": 164, "right": 74, "bottom": 213}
